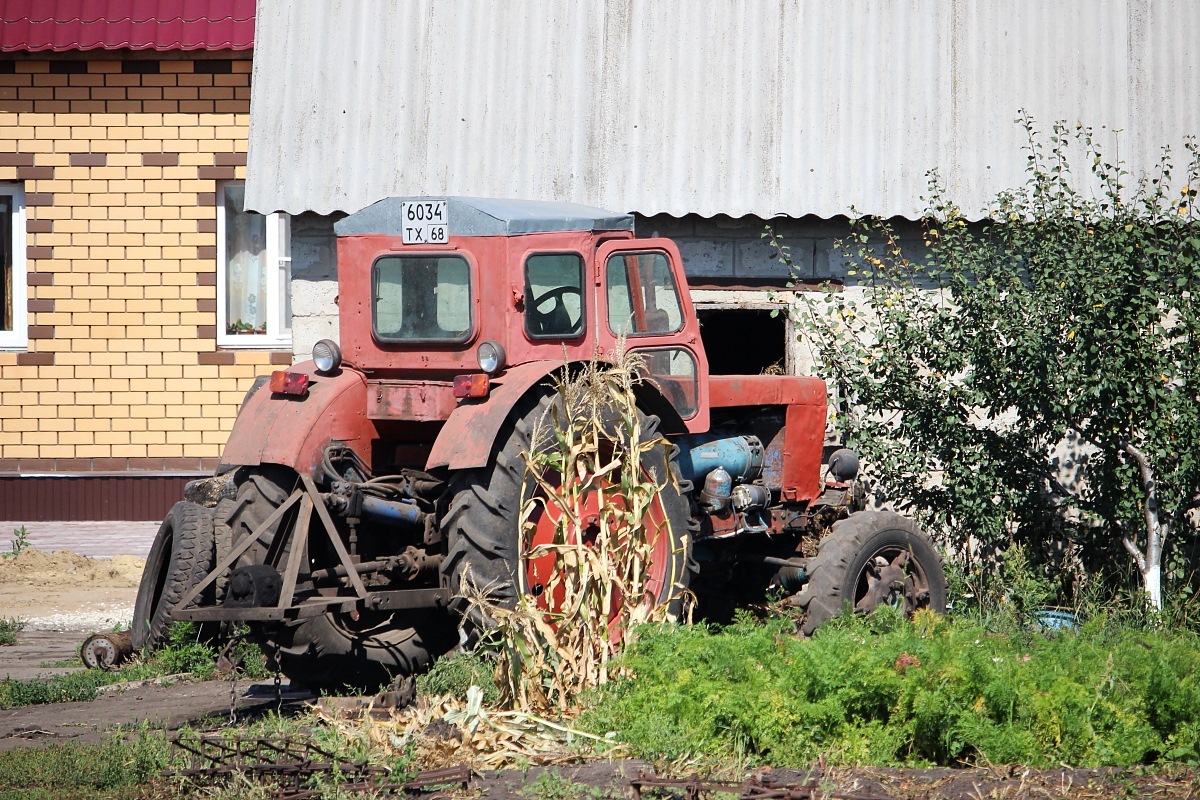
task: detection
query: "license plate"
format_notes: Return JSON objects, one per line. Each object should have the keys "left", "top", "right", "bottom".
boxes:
{"left": 400, "top": 200, "right": 449, "bottom": 244}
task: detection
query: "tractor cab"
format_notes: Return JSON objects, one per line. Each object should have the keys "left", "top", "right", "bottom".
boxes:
{"left": 332, "top": 197, "right": 710, "bottom": 434}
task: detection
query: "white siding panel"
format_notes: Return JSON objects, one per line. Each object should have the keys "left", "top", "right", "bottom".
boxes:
{"left": 246, "top": 0, "right": 1200, "bottom": 219}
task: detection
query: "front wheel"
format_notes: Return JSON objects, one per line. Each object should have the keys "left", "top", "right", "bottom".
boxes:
{"left": 799, "top": 510, "right": 946, "bottom": 635}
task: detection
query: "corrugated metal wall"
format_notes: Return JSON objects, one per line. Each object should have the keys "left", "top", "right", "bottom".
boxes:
{"left": 0, "top": 476, "right": 192, "bottom": 521}
{"left": 245, "top": 0, "right": 1200, "bottom": 220}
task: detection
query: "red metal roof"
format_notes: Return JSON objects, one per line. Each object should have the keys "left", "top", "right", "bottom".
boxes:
{"left": 1, "top": 0, "right": 255, "bottom": 52}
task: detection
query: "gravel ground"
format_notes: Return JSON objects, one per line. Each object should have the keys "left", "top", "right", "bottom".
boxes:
{"left": 20, "top": 605, "right": 134, "bottom": 633}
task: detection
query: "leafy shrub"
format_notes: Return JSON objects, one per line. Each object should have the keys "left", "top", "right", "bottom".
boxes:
{"left": 581, "top": 615, "right": 1200, "bottom": 768}
{"left": 780, "top": 116, "right": 1200, "bottom": 611}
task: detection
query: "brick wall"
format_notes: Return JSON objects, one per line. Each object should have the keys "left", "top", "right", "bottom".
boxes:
{"left": 0, "top": 56, "right": 290, "bottom": 488}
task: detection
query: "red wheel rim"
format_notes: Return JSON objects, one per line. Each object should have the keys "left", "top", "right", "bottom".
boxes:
{"left": 523, "top": 473, "right": 674, "bottom": 627}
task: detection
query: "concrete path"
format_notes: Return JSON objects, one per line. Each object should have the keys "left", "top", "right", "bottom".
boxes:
{"left": 0, "top": 521, "right": 159, "bottom": 558}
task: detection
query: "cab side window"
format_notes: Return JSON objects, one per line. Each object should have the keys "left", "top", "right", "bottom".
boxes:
{"left": 605, "top": 251, "right": 683, "bottom": 336}
{"left": 525, "top": 253, "right": 585, "bottom": 338}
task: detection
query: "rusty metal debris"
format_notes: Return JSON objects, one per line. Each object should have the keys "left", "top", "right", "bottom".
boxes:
{"left": 80, "top": 630, "right": 134, "bottom": 670}
{"left": 631, "top": 771, "right": 898, "bottom": 800}
{"left": 164, "top": 734, "right": 469, "bottom": 799}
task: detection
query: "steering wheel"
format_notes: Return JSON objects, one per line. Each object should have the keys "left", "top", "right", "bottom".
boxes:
{"left": 529, "top": 286, "right": 582, "bottom": 335}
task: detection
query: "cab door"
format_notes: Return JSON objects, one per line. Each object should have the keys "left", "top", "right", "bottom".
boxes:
{"left": 595, "top": 238, "right": 710, "bottom": 433}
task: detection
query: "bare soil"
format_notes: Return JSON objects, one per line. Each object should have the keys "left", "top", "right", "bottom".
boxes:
{"left": 1, "top": 551, "right": 1197, "bottom": 798}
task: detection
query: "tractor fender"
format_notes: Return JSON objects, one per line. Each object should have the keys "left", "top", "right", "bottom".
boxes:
{"left": 219, "top": 363, "right": 376, "bottom": 478}
{"left": 427, "top": 360, "right": 691, "bottom": 472}
{"left": 427, "top": 361, "right": 563, "bottom": 471}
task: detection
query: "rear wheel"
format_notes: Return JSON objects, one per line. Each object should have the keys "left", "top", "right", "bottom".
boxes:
{"left": 132, "top": 501, "right": 216, "bottom": 652}
{"left": 440, "top": 386, "right": 692, "bottom": 643}
{"left": 224, "top": 467, "right": 453, "bottom": 690}
{"left": 799, "top": 510, "right": 946, "bottom": 635}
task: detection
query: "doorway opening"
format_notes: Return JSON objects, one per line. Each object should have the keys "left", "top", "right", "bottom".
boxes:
{"left": 697, "top": 307, "right": 788, "bottom": 375}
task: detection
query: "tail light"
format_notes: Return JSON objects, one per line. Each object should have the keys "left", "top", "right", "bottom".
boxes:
{"left": 269, "top": 370, "right": 310, "bottom": 396}
{"left": 453, "top": 373, "right": 489, "bottom": 399}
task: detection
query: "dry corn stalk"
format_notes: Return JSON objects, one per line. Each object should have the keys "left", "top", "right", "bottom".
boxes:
{"left": 313, "top": 687, "right": 620, "bottom": 771}
{"left": 478, "top": 352, "right": 688, "bottom": 715}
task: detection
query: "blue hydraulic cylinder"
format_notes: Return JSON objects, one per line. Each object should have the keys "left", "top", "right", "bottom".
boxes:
{"left": 675, "top": 434, "right": 765, "bottom": 484}
{"left": 360, "top": 495, "right": 425, "bottom": 528}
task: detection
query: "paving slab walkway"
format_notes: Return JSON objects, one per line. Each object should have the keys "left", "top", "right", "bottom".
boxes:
{"left": 0, "top": 520, "right": 159, "bottom": 558}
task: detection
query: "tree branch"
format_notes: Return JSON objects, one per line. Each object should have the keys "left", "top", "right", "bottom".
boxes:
{"left": 1123, "top": 442, "right": 1160, "bottom": 545}
{"left": 1121, "top": 534, "right": 1147, "bottom": 573}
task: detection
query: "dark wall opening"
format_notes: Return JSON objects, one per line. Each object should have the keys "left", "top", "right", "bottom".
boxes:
{"left": 697, "top": 307, "right": 787, "bottom": 375}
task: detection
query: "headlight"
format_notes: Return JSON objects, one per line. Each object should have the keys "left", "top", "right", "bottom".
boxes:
{"left": 313, "top": 339, "right": 343, "bottom": 374}
{"left": 477, "top": 340, "right": 506, "bottom": 374}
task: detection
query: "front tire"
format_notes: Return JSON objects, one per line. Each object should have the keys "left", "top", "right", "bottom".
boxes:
{"left": 800, "top": 510, "right": 946, "bottom": 635}
{"left": 132, "top": 501, "right": 216, "bottom": 652}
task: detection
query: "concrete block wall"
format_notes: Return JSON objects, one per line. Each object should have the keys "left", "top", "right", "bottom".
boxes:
{"left": 0, "top": 56, "right": 290, "bottom": 480}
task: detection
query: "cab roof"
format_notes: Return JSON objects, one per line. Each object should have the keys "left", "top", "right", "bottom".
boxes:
{"left": 334, "top": 197, "right": 635, "bottom": 238}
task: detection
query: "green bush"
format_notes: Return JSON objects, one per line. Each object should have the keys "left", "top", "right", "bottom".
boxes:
{"left": 580, "top": 615, "right": 1200, "bottom": 768}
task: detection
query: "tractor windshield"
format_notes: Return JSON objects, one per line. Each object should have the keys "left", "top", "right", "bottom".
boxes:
{"left": 372, "top": 255, "right": 472, "bottom": 342}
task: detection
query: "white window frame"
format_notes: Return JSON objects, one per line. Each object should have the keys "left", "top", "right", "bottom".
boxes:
{"left": 0, "top": 183, "right": 27, "bottom": 352}
{"left": 215, "top": 182, "right": 292, "bottom": 349}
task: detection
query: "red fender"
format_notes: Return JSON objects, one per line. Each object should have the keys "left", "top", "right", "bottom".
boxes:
{"left": 219, "top": 363, "right": 376, "bottom": 478}
{"left": 427, "top": 360, "right": 565, "bottom": 471}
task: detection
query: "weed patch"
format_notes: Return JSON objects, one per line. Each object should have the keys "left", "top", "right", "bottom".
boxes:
{"left": 4, "top": 527, "right": 28, "bottom": 559}
{"left": 416, "top": 650, "right": 500, "bottom": 706}
{"left": 0, "top": 619, "right": 22, "bottom": 647}
{"left": 580, "top": 613, "right": 1200, "bottom": 769}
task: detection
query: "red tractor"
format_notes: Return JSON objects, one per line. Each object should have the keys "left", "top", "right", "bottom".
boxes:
{"left": 133, "top": 197, "right": 946, "bottom": 688}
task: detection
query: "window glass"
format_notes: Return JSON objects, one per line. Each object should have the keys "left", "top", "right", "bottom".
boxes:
{"left": 373, "top": 255, "right": 472, "bottom": 341}
{"left": 217, "top": 183, "right": 291, "bottom": 347}
{"left": 638, "top": 347, "right": 699, "bottom": 417}
{"left": 605, "top": 251, "right": 683, "bottom": 336}
{"left": 0, "top": 185, "right": 26, "bottom": 351}
{"left": 525, "top": 253, "right": 584, "bottom": 337}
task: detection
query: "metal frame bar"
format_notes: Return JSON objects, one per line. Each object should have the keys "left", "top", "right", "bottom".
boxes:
{"left": 176, "top": 476, "right": 368, "bottom": 614}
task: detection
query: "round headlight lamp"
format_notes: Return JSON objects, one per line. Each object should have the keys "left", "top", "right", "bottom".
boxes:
{"left": 477, "top": 340, "right": 506, "bottom": 374}
{"left": 312, "top": 339, "right": 343, "bottom": 374}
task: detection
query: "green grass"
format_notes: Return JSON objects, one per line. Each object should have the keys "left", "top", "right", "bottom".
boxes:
{"left": 0, "top": 730, "right": 168, "bottom": 800}
{"left": 0, "top": 624, "right": 269, "bottom": 711}
{"left": 579, "top": 610, "right": 1200, "bottom": 769}
{"left": 0, "top": 619, "right": 22, "bottom": 648}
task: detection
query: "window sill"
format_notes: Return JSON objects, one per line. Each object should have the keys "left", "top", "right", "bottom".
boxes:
{"left": 216, "top": 337, "right": 293, "bottom": 351}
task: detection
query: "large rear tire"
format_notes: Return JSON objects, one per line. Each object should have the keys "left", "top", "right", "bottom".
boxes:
{"left": 440, "top": 386, "right": 692, "bottom": 643}
{"left": 223, "top": 467, "right": 453, "bottom": 691}
{"left": 271, "top": 609, "right": 452, "bottom": 691}
{"left": 132, "top": 501, "right": 216, "bottom": 652}
{"left": 800, "top": 510, "right": 946, "bottom": 635}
